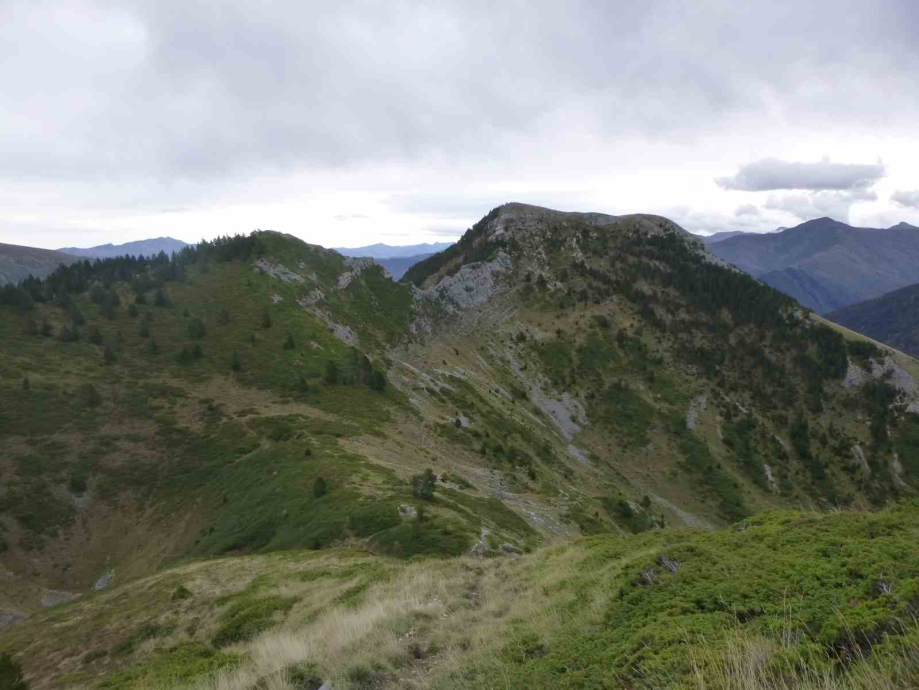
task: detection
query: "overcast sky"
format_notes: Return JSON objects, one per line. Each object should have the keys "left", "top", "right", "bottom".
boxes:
{"left": 2, "top": 0, "right": 918, "bottom": 250}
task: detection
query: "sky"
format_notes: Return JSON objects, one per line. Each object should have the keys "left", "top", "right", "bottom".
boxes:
{"left": 1, "top": 0, "right": 918, "bottom": 250}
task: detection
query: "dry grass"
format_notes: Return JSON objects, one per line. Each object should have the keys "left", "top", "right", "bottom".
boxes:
{"left": 124, "top": 540, "right": 633, "bottom": 690}
{"left": 688, "top": 630, "right": 919, "bottom": 690}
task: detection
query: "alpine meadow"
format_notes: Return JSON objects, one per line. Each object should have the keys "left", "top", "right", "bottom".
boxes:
{"left": 1, "top": 204, "right": 918, "bottom": 689}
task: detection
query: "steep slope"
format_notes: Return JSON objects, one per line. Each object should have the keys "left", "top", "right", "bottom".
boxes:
{"left": 827, "top": 282, "right": 919, "bottom": 359}
{"left": 0, "top": 242, "right": 80, "bottom": 285}
{"left": 58, "top": 237, "right": 189, "bottom": 259}
{"left": 708, "top": 218, "right": 919, "bottom": 313}
{"left": 2, "top": 205, "right": 919, "bottom": 688}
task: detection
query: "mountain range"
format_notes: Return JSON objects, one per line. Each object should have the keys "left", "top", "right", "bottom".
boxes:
{"left": 1, "top": 204, "right": 917, "bottom": 688}
{"left": 0, "top": 242, "right": 80, "bottom": 285}
{"left": 58, "top": 237, "right": 189, "bottom": 259}
{"left": 707, "top": 217, "right": 919, "bottom": 313}
{"left": 332, "top": 241, "right": 454, "bottom": 259}
{"left": 828, "top": 282, "right": 919, "bottom": 359}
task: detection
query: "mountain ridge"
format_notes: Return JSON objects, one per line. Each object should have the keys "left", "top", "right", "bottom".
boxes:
{"left": 58, "top": 237, "right": 189, "bottom": 259}
{"left": 708, "top": 216, "right": 919, "bottom": 313}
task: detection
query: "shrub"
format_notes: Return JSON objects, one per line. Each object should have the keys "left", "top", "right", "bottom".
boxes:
{"left": 21, "top": 378, "right": 29, "bottom": 391}
{"left": 128, "top": 303, "right": 138, "bottom": 317}
{"left": 77, "top": 384, "right": 103, "bottom": 408}
{"left": 172, "top": 585, "right": 193, "bottom": 601}
{"left": 230, "top": 350, "right": 241, "bottom": 372}
{"left": 187, "top": 317, "right": 206, "bottom": 339}
{"left": 154, "top": 288, "right": 167, "bottom": 307}
{"left": 148, "top": 339, "right": 159, "bottom": 355}
{"left": 412, "top": 469, "right": 436, "bottom": 500}
{"left": 283, "top": 333, "right": 295, "bottom": 350}
{"left": 369, "top": 369, "right": 387, "bottom": 391}
{"left": 139, "top": 321, "right": 150, "bottom": 338}
{"left": 312, "top": 476, "right": 327, "bottom": 498}
{"left": 103, "top": 344, "right": 117, "bottom": 364}
{"left": 0, "top": 652, "right": 27, "bottom": 690}
{"left": 324, "top": 361, "right": 339, "bottom": 385}
{"left": 261, "top": 310, "right": 271, "bottom": 329}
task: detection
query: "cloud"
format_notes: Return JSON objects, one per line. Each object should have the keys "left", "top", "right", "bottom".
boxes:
{"left": 716, "top": 158, "right": 885, "bottom": 192}
{"left": 734, "top": 204, "right": 760, "bottom": 217}
{"left": 891, "top": 190, "right": 919, "bottom": 209}
{"left": 764, "top": 188, "right": 877, "bottom": 222}
{"left": 2, "top": 0, "right": 919, "bottom": 246}
{"left": 334, "top": 214, "right": 369, "bottom": 221}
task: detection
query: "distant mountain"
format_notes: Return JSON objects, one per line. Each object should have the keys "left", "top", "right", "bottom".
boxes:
{"left": 707, "top": 218, "right": 919, "bottom": 314}
{"left": 377, "top": 252, "right": 436, "bottom": 280}
{"left": 58, "top": 237, "right": 189, "bottom": 259}
{"left": 333, "top": 241, "right": 453, "bottom": 259}
{"left": 0, "top": 242, "right": 80, "bottom": 285}
{"left": 696, "top": 230, "right": 749, "bottom": 244}
{"left": 695, "top": 228, "right": 785, "bottom": 244}
{"left": 827, "top": 282, "right": 919, "bottom": 359}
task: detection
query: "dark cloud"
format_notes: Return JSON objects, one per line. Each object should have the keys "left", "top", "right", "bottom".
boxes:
{"left": 716, "top": 158, "right": 886, "bottom": 192}
{"left": 2, "top": 1, "right": 918, "bottom": 184}
{"left": 891, "top": 190, "right": 919, "bottom": 209}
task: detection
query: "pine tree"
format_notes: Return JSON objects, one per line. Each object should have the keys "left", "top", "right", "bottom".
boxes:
{"left": 283, "top": 333, "right": 295, "bottom": 350}
{"left": 154, "top": 288, "right": 167, "bottom": 307}
{"left": 411, "top": 469, "right": 437, "bottom": 500}
{"left": 369, "top": 369, "right": 387, "bottom": 392}
{"left": 103, "top": 344, "right": 117, "bottom": 364}
{"left": 128, "top": 303, "right": 139, "bottom": 317}
{"left": 21, "top": 378, "right": 29, "bottom": 391}
{"left": 261, "top": 309, "right": 272, "bottom": 329}
{"left": 230, "top": 350, "right": 241, "bottom": 371}
{"left": 148, "top": 338, "right": 159, "bottom": 356}
{"left": 89, "top": 326, "right": 103, "bottom": 345}
{"left": 139, "top": 321, "right": 149, "bottom": 338}
{"left": 312, "top": 476, "right": 327, "bottom": 498}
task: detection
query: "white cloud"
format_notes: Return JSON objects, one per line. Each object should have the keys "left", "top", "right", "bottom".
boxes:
{"left": 891, "top": 189, "right": 919, "bottom": 209}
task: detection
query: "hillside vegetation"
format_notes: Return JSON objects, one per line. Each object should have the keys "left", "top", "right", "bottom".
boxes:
{"left": 827, "top": 283, "right": 919, "bottom": 359}
{"left": 2, "top": 504, "right": 918, "bottom": 689}
{"left": 1, "top": 203, "right": 918, "bottom": 688}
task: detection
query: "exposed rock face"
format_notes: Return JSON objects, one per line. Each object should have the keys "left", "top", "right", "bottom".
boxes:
{"left": 41, "top": 590, "right": 79, "bottom": 608}
{"left": 254, "top": 258, "right": 305, "bottom": 283}
{"left": 0, "top": 612, "right": 25, "bottom": 629}
{"left": 94, "top": 569, "right": 115, "bottom": 591}
{"left": 417, "top": 252, "right": 513, "bottom": 313}
{"left": 685, "top": 394, "right": 708, "bottom": 430}
{"left": 338, "top": 257, "right": 384, "bottom": 289}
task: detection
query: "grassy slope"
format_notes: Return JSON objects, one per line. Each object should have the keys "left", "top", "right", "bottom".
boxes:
{"left": 2, "top": 503, "right": 918, "bottom": 689}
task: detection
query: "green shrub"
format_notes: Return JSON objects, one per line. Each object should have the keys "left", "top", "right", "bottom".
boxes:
{"left": 412, "top": 469, "right": 436, "bottom": 500}
{"left": 0, "top": 652, "right": 27, "bottom": 690}
{"left": 211, "top": 595, "right": 298, "bottom": 647}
